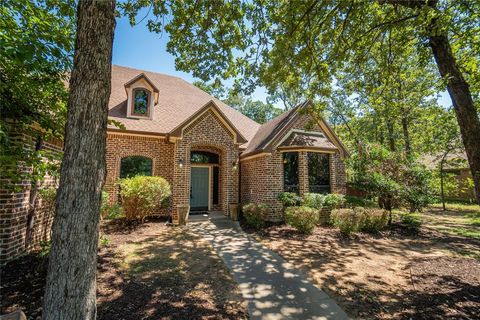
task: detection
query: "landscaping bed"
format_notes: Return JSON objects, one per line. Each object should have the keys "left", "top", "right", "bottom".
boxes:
{"left": 248, "top": 205, "right": 480, "bottom": 319}
{"left": 1, "top": 218, "right": 247, "bottom": 319}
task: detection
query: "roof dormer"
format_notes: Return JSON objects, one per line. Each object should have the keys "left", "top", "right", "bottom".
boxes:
{"left": 124, "top": 73, "right": 159, "bottom": 119}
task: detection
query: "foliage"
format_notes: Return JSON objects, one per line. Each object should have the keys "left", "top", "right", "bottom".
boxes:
{"left": 277, "top": 192, "right": 302, "bottom": 207}
{"left": 39, "top": 187, "right": 57, "bottom": 210}
{"left": 323, "top": 193, "right": 346, "bottom": 208}
{"left": 349, "top": 143, "right": 433, "bottom": 213}
{"left": 332, "top": 207, "right": 388, "bottom": 234}
{"left": 357, "top": 208, "right": 389, "bottom": 233}
{"left": 331, "top": 209, "right": 361, "bottom": 235}
{"left": 303, "top": 193, "right": 324, "bottom": 209}
{"left": 303, "top": 193, "right": 345, "bottom": 210}
{"left": 1, "top": 0, "right": 75, "bottom": 185}
{"left": 193, "top": 80, "right": 283, "bottom": 124}
{"left": 400, "top": 213, "right": 422, "bottom": 231}
{"left": 345, "top": 196, "right": 376, "bottom": 208}
{"left": 39, "top": 240, "right": 51, "bottom": 258}
{"left": 99, "top": 235, "right": 110, "bottom": 247}
{"left": 242, "top": 203, "right": 271, "bottom": 229}
{"left": 400, "top": 165, "right": 436, "bottom": 212}
{"left": 118, "top": 176, "right": 171, "bottom": 222}
{"left": 284, "top": 206, "right": 318, "bottom": 234}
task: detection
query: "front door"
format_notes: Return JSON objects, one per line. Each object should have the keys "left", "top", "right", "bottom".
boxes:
{"left": 190, "top": 167, "right": 209, "bottom": 211}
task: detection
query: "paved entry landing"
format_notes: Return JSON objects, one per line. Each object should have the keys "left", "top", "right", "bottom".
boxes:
{"left": 190, "top": 217, "right": 349, "bottom": 320}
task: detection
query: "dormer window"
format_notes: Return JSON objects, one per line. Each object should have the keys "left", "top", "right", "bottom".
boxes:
{"left": 124, "top": 73, "right": 159, "bottom": 119}
{"left": 132, "top": 88, "right": 150, "bottom": 116}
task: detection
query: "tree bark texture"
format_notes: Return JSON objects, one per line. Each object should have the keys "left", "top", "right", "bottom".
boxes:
{"left": 401, "top": 116, "right": 411, "bottom": 157}
{"left": 42, "top": 1, "right": 115, "bottom": 319}
{"left": 386, "top": 119, "right": 396, "bottom": 152}
{"left": 429, "top": 33, "right": 480, "bottom": 204}
{"left": 25, "top": 137, "right": 44, "bottom": 248}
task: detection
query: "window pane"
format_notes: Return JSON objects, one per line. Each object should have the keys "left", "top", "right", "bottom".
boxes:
{"left": 133, "top": 89, "right": 149, "bottom": 115}
{"left": 308, "top": 152, "right": 330, "bottom": 193}
{"left": 190, "top": 151, "right": 219, "bottom": 164}
{"left": 120, "top": 156, "right": 152, "bottom": 178}
{"left": 283, "top": 152, "right": 299, "bottom": 193}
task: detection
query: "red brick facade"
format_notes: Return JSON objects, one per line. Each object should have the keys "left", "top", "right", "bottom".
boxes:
{"left": 240, "top": 113, "right": 347, "bottom": 221}
{"left": 0, "top": 130, "right": 62, "bottom": 263}
{"left": 104, "top": 108, "right": 241, "bottom": 221}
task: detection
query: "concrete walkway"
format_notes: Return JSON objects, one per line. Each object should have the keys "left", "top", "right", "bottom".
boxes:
{"left": 189, "top": 215, "right": 349, "bottom": 320}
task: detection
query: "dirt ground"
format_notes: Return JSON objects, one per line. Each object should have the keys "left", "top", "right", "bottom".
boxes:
{"left": 1, "top": 219, "right": 247, "bottom": 320}
{"left": 251, "top": 205, "right": 480, "bottom": 319}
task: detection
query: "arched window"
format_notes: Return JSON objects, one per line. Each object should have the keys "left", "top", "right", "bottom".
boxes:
{"left": 120, "top": 156, "right": 152, "bottom": 178}
{"left": 132, "top": 88, "right": 150, "bottom": 116}
{"left": 190, "top": 151, "right": 219, "bottom": 164}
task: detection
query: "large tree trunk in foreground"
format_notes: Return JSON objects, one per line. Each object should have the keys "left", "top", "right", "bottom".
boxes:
{"left": 428, "top": 33, "right": 480, "bottom": 204}
{"left": 42, "top": 1, "right": 115, "bottom": 319}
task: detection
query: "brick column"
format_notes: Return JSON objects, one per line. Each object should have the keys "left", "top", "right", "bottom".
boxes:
{"left": 299, "top": 151, "right": 309, "bottom": 196}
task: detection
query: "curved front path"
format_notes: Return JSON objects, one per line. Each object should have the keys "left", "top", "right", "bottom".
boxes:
{"left": 190, "top": 216, "right": 349, "bottom": 320}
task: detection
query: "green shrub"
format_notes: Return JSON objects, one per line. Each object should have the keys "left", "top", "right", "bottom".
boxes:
{"left": 345, "top": 196, "right": 376, "bottom": 208}
{"left": 323, "top": 193, "right": 346, "bottom": 208}
{"left": 331, "top": 208, "right": 361, "bottom": 235}
{"left": 242, "top": 203, "right": 271, "bottom": 229}
{"left": 285, "top": 206, "right": 319, "bottom": 234}
{"left": 401, "top": 213, "right": 422, "bottom": 231}
{"left": 39, "top": 240, "right": 51, "bottom": 258}
{"left": 359, "top": 208, "right": 388, "bottom": 232}
{"left": 118, "top": 176, "right": 171, "bottom": 222}
{"left": 277, "top": 192, "right": 302, "bottom": 207}
{"left": 331, "top": 207, "right": 388, "bottom": 234}
{"left": 103, "top": 204, "right": 124, "bottom": 220}
{"left": 303, "top": 193, "right": 325, "bottom": 209}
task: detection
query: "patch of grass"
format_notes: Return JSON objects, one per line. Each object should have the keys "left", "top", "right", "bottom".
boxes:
{"left": 431, "top": 202, "right": 480, "bottom": 214}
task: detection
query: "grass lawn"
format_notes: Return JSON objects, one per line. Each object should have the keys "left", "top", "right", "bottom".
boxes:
{"left": 1, "top": 219, "right": 247, "bottom": 320}
{"left": 249, "top": 203, "right": 480, "bottom": 319}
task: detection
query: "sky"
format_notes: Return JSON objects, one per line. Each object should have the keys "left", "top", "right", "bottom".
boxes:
{"left": 112, "top": 14, "right": 452, "bottom": 110}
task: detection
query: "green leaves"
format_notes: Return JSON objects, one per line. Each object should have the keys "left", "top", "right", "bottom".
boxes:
{"left": 1, "top": 0, "right": 75, "bottom": 185}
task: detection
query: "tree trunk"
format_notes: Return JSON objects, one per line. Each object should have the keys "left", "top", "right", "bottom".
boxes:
{"left": 42, "top": 1, "right": 115, "bottom": 319}
{"left": 440, "top": 155, "right": 446, "bottom": 211}
{"left": 25, "top": 136, "right": 44, "bottom": 248}
{"left": 387, "top": 119, "right": 396, "bottom": 152}
{"left": 401, "top": 116, "right": 411, "bottom": 158}
{"left": 429, "top": 33, "right": 480, "bottom": 204}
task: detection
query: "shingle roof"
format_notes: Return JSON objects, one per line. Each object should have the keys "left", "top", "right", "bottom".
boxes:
{"left": 242, "top": 102, "right": 306, "bottom": 155}
{"left": 108, "top": 65, "right": 260, "bottom": 144}
{"left": 278, "top": 131, "right": 338, "bottom": 150}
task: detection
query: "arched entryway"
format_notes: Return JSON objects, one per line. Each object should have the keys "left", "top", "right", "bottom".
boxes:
{"left": 189, "top": 148, "right": 223, "bottom": 213}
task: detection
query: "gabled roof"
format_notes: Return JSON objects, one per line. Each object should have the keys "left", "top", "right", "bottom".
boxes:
{"left": 277, "top": 130, "right": 338, "bottom": 151}
{"left": 242, "top": 100, "right": 348, "bottom": 157}
{"left": 169, "top": 100, "right": 247, "bottom": 144}
{"left": 108, "top": 65, "right": 260, "bottom": 145}
{"left": 124, "top": 73, "right": 159, "bottom": 92}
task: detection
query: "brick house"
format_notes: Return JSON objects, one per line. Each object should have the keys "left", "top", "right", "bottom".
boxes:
{"left": 0, "top": 65, "right": 347, "bottom": 263}
{"left": 105, "top": 65, "right": 348, "bottom": 221}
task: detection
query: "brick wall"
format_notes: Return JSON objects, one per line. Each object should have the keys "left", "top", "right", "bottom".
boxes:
{"left": 172, "top": 109, "right": 239, "bottom": 221}
{"left": 240, "top": 113, "right": 347, "bottom": 222}
{"left": 105, "top": 133, "right": 175, "bottom": 215}
{"left": 0, "top": 130, "right": 62, "bottom": 263}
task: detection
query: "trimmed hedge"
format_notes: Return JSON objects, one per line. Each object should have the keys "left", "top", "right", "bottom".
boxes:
{"left": 331, "top": 207, "right": 388, "bottom": 235}
{"left": 285, "top": 206, "right": 319, "bottom": 234}
{"left": 242, "top": 203, "right": 271, "bottom": 229}
{"left": 278, "top": 192, "right": 303, "bottom": 207}
{"left": 118, "top": 176, "right": 171, "bottom": 222}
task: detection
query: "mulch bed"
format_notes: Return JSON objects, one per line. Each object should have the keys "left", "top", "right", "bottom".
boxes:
{"left": 251, "top": 222, "right": 480, "bottom": 320}
{"left": 1, "top": 218, "right": 247, "bottom": 319}
{"left": 1, "top": 253, "right": 47, "bottom": 319}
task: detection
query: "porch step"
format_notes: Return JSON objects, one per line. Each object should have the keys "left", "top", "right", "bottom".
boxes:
{"left": 188, "top": 211, "right": 227, "bottom": 223}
